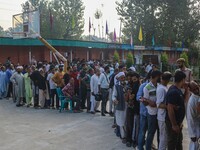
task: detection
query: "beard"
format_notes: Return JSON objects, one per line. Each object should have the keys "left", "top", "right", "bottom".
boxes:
{"left": 178, "top": 65, "right": 183, "bottom": 68}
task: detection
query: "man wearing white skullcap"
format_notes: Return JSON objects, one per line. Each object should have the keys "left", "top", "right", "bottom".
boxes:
{"left": 112, "top": 72, "right": 127, "bottom": 140}
{"left": 10, "top": 66, "right": 25, "bottom": 107}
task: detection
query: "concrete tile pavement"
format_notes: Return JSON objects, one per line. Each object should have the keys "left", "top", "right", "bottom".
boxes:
{"left": 0, "top": 99, "right": 190, "bottom": 150}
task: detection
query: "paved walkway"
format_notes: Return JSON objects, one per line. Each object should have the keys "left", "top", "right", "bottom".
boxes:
{"left": 0, "top": 99, "right": 190, "bottom": 150}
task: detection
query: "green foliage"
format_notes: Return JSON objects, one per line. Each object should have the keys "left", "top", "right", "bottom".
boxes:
{"left": 0, "top": 26, "right": 4, "bottom": 36}
{"left": 161, "top": 52, "right": 168, "bottom": 72}
{"left": 180, "top": 52, "right": 189, "bottom": 67}
{"left": 188, "top": 46, "right": 199, "bottom": 66}
{"left": 22, "top": 0, "right": 85, "bottom": 40}
{"left": 126, "top": 52, "right": 134, "bottom": 68}
{"left": 113, "top": 51, "right": 120, "bottom": 63}
{"left": 116, "top": 0, "right": 200, "bottom": 47}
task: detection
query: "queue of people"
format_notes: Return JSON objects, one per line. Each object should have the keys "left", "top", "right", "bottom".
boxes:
{"left": 0, "top": 57, "right": 199, "bottom": 150}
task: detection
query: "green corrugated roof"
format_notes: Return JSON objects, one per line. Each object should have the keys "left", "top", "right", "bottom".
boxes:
{"left": 0, "top": 37, "right": 132, "bottom": 50}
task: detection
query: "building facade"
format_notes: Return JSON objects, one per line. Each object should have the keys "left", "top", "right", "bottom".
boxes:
{"left": 0, "top": 37, "right": 188, "bottom": 65}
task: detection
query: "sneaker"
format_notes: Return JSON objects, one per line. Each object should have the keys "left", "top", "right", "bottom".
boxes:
{"left": 16, "top": 104, "right": 22, "bottom": 107}
{"left": 151, "top": 143, "right": 157, "bottom": 150}
{"left": 109, "top": 112, "right": 114, "bottom": 117}
{"left": 112, "top": 124, "right": 117, "bottom": 128}
{"left": 95, "top": 110, "right": 100, "bottom": 113}
{"left": 122, "top": 138, "right": 127, "bottom": 144}
{"left": 73, "top": 110, "right": 81, "bottom": 113}
{"left": 101, "top": 113, "right": 106, "bottom": 116}
{"left": 104, "top": 111, "right": 109, "bottom": 114}
{"left": 126, "top": 142, "right": 131, "bottom": 147}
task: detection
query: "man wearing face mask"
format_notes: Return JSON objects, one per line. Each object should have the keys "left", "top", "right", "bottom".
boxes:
{"left": 98, "top": 66, "right": 110, "bottom": 116}
{"left": 187, "top": 81, "right": 200, "bottom": 150}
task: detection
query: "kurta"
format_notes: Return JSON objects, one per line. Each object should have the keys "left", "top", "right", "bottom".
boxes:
{"left": 187, "top": 94, "right": 200, "bottom": 150}
{"left": 10, "top": 72, "right": 25, "bottom": 98}
{"left": 24, "top": 73, "right": 32, "bottom": 102}
{"left": 90, "top": 74, "right": 100, "bottom": 112}
{"left": 112, "top": 83, "right": 127, "bottom": 127}
{"left": 0, "top": 71, "right": 8, "bottom": 98}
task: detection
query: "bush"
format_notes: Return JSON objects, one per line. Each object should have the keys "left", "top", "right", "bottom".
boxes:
{"left": 126, "top": 51, "right": 134, "bottom": 68}
{"left": 161, "top": 52, "right": 168, "bottom": 72}
{"left": 113, "top": 50, "right": 120, "bottom": 63}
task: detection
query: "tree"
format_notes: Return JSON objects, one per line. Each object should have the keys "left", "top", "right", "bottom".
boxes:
{"left": 116, "top": 0, "right": 200, "bottom": 47}
{"left": 126, "top": 52, "right": 134, "bottom": 68}
{"left": 188, "top": 46, "right": 199, "bottom": 66}
{"left": 113, "top": 51, "right": 120, "bottom": 63}
{"left": 0, "top": 26, "right": 5, "bottom": 37}
{"left": 161, "top": 52, "right": 168, "bottom": 72}
{"left": 180, "top": 52, "right": 189, "bottom": 67}
{"left": 22, "top": 0, "right": 85, "bottom": 39}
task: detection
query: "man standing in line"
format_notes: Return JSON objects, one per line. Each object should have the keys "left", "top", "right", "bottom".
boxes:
{"left": 90, "top": 68, "right": 101, "bottom": 114}
{"left": 137, "top": 72, "right": 151, "bottom": 150}
{"left": 24, "top": 67, "right": 33, "bottom": 107}
{"left": 156, "top": 72, "right": 172, "bottom": 150}
{"left": 187, "top": 81, "right": 200, "bottom": 150}
{"left": 98, "top": 66, "right": 110, "bottom": 116}
{"left": 6, "top": 64, "right": 15, "bottom": 99}
{"left": 165, "top": 71, "right": 187, "bottom": 150}
{"left": 0, "top": 66, "right": 8, "bottom": 99}
{"left": 112, "top": 72, "right": 127, "bottom": 140}
{"left": 142, "top": 70, "right": 162, "bottom": 150}
{"left": 47, "top": 67, "right": 58, "bottom": 109}
{"left": 10, "top": 66, "right": 25, "bottom": 107}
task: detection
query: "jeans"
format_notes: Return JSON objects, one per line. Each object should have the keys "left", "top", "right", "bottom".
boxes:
{"left": 126, "top": 107, "right": 134, "bottom": 143}
{"left": 166, "top": 120, "right": 183, "bottom": 150}
{"left": 50, "top": 89, "right": 59, "bottom": 108}
{"left": 146, "top": 113, "right": 158, "bottom": 150}
{"left": 138, "top": 114, "right": 148, "bottom": 150}
{"left": 80, "top": 86, "right": 87, "bottom": 108}
{"left": 101, "top": 88, "right": 109, "bottom": 113}
{"left": 86, "top": 90, "right": 91, "bottom": 111}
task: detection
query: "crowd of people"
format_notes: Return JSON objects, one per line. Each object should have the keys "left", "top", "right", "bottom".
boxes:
{"left": 0, "top": 57, "right": 200, "bottom": 150}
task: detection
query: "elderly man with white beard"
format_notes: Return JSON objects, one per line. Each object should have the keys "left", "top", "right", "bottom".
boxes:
{"left": 112, "top": 72, "right": 127, "bottom": 141}
{"left": 10, "top": 66, "right": 25, "bottom": 107}
{"left": 187, "top": 81, "right": 200, "bottom": 150}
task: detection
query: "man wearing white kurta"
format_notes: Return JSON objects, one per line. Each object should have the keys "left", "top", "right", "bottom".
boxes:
{"left": 187, "top": 81, "right": 200, "bottom": 150}
{"left": 156, "top": 72, "right": 172, "bottom": 150}
{"left": 90, "top": 69, "right": 101, "bottom": 113}
{"left": 112, "top": 72, "right": 127, "bottom": 139}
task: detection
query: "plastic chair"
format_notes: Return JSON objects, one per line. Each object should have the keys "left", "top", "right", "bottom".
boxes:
{"left": 56, "top": 88, "right": 73, "bottom": 113}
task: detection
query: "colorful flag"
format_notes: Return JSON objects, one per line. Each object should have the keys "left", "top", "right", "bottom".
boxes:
{"left": 130, "top": 34, "right": 133, "bottom": 47}
{"left": 89, "top": 17, "right": 91, "bottom": 33}
{"left": 114, "top": 28, "right": 117, "bottom": 42}
{"left": 105, "top": 20, "right": 108, "bottom": 35}
{"left": 138, "top": 26, "right": 143, "bottom": 42}
{"left": 72, "top": 16, "right": 75, "bottom": 29}
{"left": 152, "top": 35, "right": 155, "bottom": 46}
{"left": 49, "top": 10, "right": 53, "bottom": 31}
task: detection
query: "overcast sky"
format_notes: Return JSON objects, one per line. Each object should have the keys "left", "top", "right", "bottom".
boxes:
{"left": 0, "top": 0, "right": 122, "bottom": 36}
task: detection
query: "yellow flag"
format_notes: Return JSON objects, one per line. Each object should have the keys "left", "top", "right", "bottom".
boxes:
{"left": 138, "top": 26, "right": 143, "bottom": 42}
